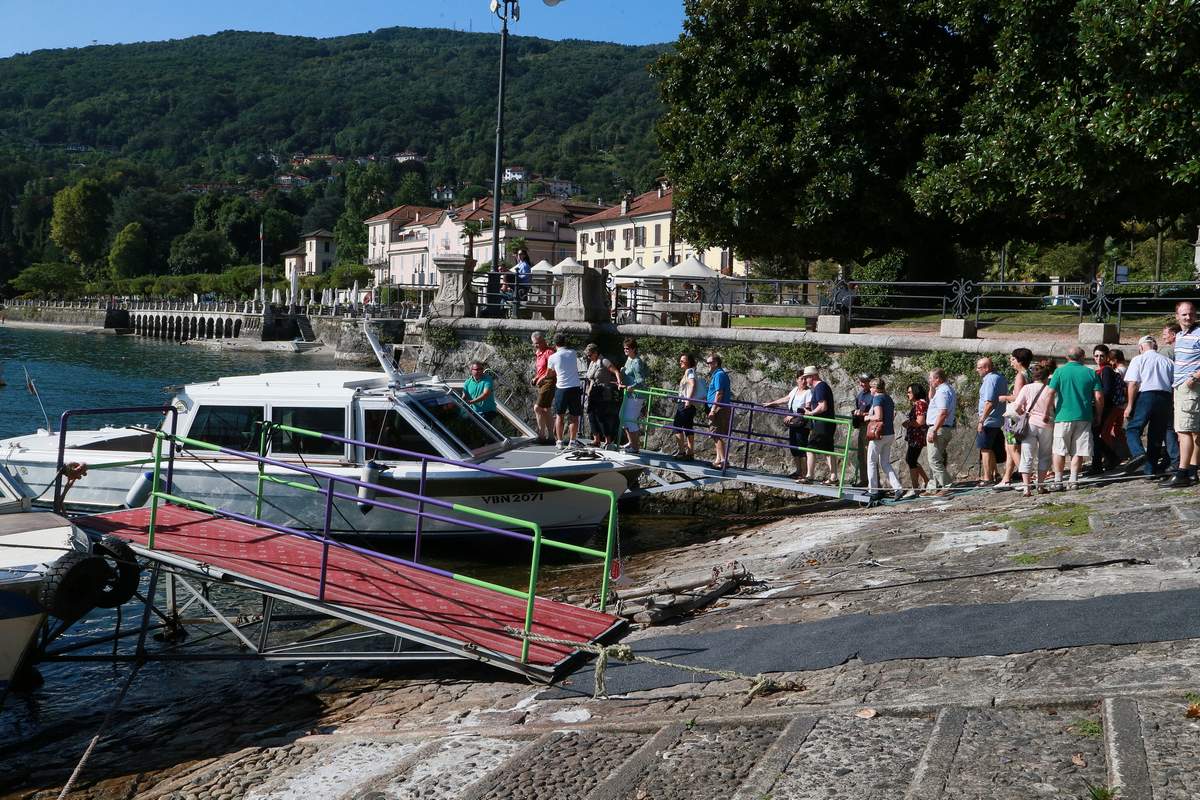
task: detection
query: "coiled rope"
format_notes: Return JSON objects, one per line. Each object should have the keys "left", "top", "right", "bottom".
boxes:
{"left": 504, "top": 626, "right": 801, "bottom": 706}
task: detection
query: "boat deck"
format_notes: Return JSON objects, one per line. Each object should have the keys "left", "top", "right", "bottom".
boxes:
{"left": 78, "top": 504, "right": 624, "bottom": 677}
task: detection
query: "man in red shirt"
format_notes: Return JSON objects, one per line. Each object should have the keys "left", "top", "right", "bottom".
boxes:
{"left": 530, "top": 331, "right": 555, "bottom": 444}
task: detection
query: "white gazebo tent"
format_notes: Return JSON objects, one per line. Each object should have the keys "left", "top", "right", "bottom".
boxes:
{"left": 610, "top": 259, "right": 646, "bottom": 317}
{"left": 551, "top": 256, "right": 583, "bottom": 275}
{"left": 665, "top": 257, "right": 719, "bottom": 303}
{"left": 530, "top": 259, "right": 555, "bottom": 273}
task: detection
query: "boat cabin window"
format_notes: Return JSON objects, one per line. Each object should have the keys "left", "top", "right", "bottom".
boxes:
{"left": 411, "top": 393, "right": 504, "bottom": 456}
{"left": 188, "top": 405, "right": 264, "bottom": 452}
{"left": 363, "top": 409, "right": 441, "bottom": 459}
{"left": 270, "top": 407, "right": 346, "bottom": 456}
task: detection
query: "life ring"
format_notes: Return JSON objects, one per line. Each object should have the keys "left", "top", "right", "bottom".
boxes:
{"left": 90, "top": 534, "right": 141, "bottom": 608}
{"left": 38, "top": 551, "right": 112, "bottom": 621}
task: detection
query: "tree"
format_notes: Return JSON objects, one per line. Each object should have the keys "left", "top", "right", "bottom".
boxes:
{"left": 167, "top": 229, "right": 234, "bottom": 275}
{"left": 333, "top": 163, "right": 397, "bottom": 264}
{"left": 395, "top": 172, "right": 428, "bottom": 206}
{"left": 11, "top": 262, "right": 84, "bottom": 298}
{"left": 49, "top": 178, "right": 112, "bottom": 266}
{"left": 108, "top": 222, "right": 152, "bottom": 278}
{"left": 108, "top": 187, "right": 195, "bottom": 271}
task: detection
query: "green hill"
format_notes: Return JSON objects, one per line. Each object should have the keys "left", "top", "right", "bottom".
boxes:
{"left": 0, "top": 27, "right": 667, "bottom": 192}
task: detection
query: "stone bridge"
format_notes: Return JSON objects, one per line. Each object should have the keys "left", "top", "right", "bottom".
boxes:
{"left": 109, "top": 301, "right": 290, "bottom": 341}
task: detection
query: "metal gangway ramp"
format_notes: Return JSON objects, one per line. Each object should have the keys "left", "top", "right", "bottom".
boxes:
{"left": 44, "top": 408, "right": 626, "bottom": 682}
{"left": 621, "top": 387, "right": 873, "bottom": 504}
{"left": 78, "top": 504, "right": 621, "bottom": 680}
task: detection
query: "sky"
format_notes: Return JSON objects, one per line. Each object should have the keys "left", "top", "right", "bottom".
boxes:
{"left": 0, "top": 0, "right": 686, "bottom": 58}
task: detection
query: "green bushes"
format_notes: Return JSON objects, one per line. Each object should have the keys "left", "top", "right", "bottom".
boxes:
{"left": 837, "top": 346, "right": 893, "bottom": 379}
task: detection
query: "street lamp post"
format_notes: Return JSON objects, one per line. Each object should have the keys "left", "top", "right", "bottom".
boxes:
{"left": 487, "top": 0, "right": 517, "bottom": 317}
{"left": 488, "top": 0, "right": 560, "bottom": 317}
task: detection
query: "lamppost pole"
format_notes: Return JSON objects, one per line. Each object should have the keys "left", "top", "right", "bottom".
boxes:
{"left": 489, "top": 0, "right": 516, "bottom": 313}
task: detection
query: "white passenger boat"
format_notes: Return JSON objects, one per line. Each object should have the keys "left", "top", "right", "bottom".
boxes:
{"left": 0, "top": 370, "right": 644, "bottom": 542}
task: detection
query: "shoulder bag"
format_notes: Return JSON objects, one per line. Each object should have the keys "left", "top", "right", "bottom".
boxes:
{"left": 1002, "top": 383, "right": 1046, "bottom": 441}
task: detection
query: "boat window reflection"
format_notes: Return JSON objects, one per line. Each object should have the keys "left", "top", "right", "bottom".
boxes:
{"left": 189, "top": 405, "right": 264, "bottom": 452}
{"left": 363, "top": 409, "right": 441, "bottom": 459}
{"left": 412, "top": 394, "right": 504, "bottom": 456}
{"left": 270, "top": 407, "right": 346, "bottom": 456}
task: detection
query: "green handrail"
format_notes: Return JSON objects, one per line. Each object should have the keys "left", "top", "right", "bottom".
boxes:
{"left": 624, "top": 385, "right": 856, "bottom": 499}
{"left": 144, "top": 425, "right": 617, "bottom": 665}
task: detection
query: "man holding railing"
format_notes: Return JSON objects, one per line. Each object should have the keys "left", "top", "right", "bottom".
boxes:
{"left": 803, "top": 366, "right": 838, "bottom": 484}
{"left": 850, "top": 373, "right": 873, "bottom": 487}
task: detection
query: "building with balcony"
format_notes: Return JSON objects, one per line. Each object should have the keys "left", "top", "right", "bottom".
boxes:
{"left": 364, "top": 197, "right": 609, "bottom": 287}
{"left": 571, "top": 184, "right": 744, "bottom": 275}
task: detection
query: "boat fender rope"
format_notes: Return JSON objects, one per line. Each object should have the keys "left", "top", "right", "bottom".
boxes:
{"left": 503, "top": 626, "right": 802, "bottom": 705}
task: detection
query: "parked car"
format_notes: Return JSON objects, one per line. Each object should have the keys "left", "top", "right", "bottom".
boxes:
{"left": 1041, "top": 293, "right": 1086, "bottom": 308}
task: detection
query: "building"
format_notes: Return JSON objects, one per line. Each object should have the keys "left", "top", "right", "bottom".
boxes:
{"left": 393, "top": 151, "right": 425, "bottom": 164}
{"left": 283, "top": 230, "right": 337, "bottom": 281}
{"left": 571, "top": 184, "right": 744, "bottom": 274}
{"left": 363, "top": 198, "right": 609, "bottom": 288}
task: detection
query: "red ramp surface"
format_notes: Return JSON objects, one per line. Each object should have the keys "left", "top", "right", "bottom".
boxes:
{"left": 80, "top": 505, "right": 623, "bottom": 674}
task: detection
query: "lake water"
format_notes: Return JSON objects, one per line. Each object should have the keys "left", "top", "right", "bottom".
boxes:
{"left": 0, "top": 326, "right": 687, "bottom": 749}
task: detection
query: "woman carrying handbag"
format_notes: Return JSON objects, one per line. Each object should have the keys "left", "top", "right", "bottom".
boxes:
{"left": 865, "top": 377, "right": 904, "bottom": 501}
{"left": 1009, "top": 363, "right": 1056, "bottom": 496}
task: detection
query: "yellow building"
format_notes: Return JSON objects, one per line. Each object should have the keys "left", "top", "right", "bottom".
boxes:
{"left": 571, "top": 185, "right": 744, "bottom": 274}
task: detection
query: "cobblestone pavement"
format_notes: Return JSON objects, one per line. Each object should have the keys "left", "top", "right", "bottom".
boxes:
{"left": 5, "top": 476, "right": 1200, "bottom": 799}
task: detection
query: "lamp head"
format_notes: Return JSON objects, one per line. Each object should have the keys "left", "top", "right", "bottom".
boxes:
{"left": 544, "top": 0, "right": 561, "bottom": 5}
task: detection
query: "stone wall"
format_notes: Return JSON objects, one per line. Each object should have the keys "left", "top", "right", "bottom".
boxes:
{"left": 412, "top": 317, "right": 1026, "bottom": 486}
{"left": 309, "top": 316, "right": 406, "bottom": 366}
{"left": 3, "top": 304, "right": 107, "bottom": 327}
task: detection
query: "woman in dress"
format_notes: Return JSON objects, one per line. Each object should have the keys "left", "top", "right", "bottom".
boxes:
{"left": 996, "top": 347, "right": 1034, "bottom": 489}
{"left": 865, "top": 378, "right": 904, "bottom": 500}
{"left": 900, "top": 382, "right": 929, "bottom": 497}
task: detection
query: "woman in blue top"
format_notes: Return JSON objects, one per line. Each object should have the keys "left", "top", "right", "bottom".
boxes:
{"left": 617, "top": 338, "right": 647, "bottom": 453}
{"left": 866, "top": 377, "right": 904, "bottom": 500}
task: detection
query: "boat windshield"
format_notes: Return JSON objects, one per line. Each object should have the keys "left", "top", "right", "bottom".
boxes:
{"left": 410, "top": 392, "right": 504, "bottom": 456}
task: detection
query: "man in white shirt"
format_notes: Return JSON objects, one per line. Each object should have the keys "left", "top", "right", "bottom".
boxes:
{"left": 1124, "top": 334, "right": 1175, "bottom": 476}
{"left": 923, "top": 368, "right": 957, "bottom": 496}
{"left": 547, "top": 333, "right": 583, "bottom": 450}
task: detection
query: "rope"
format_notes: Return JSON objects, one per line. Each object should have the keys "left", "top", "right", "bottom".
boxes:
{"left": 56, "top": 662, "right": 142, "bottom": 799}
{"left": 504, "top": 626, "right": 801, "bottom": 706}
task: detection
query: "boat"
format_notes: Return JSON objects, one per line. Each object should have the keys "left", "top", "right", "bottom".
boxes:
{"left": 0, "top": 468, "right": 140, "bottom": 695}
{"left": 0, "top": 370, "right": 645, "bottom": 542}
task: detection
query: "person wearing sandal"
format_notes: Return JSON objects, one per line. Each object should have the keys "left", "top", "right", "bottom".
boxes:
{"left": 766, "top": 370, "right": 812, "bottom": 480}
{"left": 996, "top": 347, "right": 1033, "bottom": 490}
{"left": 705, "top": 354, "right": 733, "bottom": 469}
{"left": 974, "top": 357, "right": 1008, "bottom": 487}
{"left": 802, "top": 366, "right": 837, "bottom": 483}
{"left": 1012, "top": 363, "right": 1055, "bottom": 496}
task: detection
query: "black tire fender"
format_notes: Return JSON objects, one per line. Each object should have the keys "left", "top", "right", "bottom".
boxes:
{"left": 91, "top": 534, "right": 141, "bottom": 608}
{"left": 38, "top": 551, "right": 113, "bottom": 621}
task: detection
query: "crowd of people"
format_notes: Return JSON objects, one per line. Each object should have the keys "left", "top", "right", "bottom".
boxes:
{"left": 457, "top": 301, "right": 1200, "bottom": 502}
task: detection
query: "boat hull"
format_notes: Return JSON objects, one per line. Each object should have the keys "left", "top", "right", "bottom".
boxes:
{"left": 4, "top": 446, "right": 637, "bottom": 542}
{"left": 0, "top": 588, "right": 45, "bottom": 692}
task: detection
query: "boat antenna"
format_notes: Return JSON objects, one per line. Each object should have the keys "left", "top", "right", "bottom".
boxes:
{"left": 22, "top": 365, "right": 50, "bottom": 430}
{"left": 362, "top": 319, "right": 405, "bottom": 387}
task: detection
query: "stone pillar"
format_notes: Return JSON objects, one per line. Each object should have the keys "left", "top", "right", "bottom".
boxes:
{"left": 816, "top": 314, "right": 849, "bottom": 334}
{"left": 939, "top": 318, "right": 977, "bottom": 339}
{"left": 1079, "top": 322, "right": 1118, "bottom": 345}
{"left": 430, "top": 254, "right": 476, "bottom": 318}
{"left": 554, "top": 265, "right": 608, "bottom": 323}
{"left": 699, "top": 309, "right": 730, "bottom": 328}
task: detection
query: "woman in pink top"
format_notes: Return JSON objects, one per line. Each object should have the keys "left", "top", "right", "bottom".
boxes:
{"left": 1012, "top": 363, "right": 1057, "bottom": 496}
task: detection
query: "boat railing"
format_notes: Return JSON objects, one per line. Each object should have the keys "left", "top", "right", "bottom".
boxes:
{"left": 621, "top": 387, "right": 854, "bottom": 496}
{"left": 54, "top": 406, "right": 180, "bottom": 512}
{"left": 132, "top": 424, "right": 617, "bottom": 664}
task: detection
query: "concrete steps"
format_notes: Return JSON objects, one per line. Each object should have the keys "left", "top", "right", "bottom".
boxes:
{"left": 235, "top": 694, "right": 1199, "bottom": 800}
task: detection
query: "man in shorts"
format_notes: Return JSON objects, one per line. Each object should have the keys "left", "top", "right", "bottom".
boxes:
{"left": 974, "top": 357, "right": 1007, "bottom": 484}
{"left": 530, "top": 331, "right": 554, "bottom": 443}
{"left": 705, "top": 354, "right": 733, "bottom": 469}
{"left": 1166, "top": 301, "right": 1200, "bottom": 487}
{"left": 1047, "top": 346, "right": 1103, "bottom": 490}
{"left": 547, "top": 333, "right": 583, "bottom": 451}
